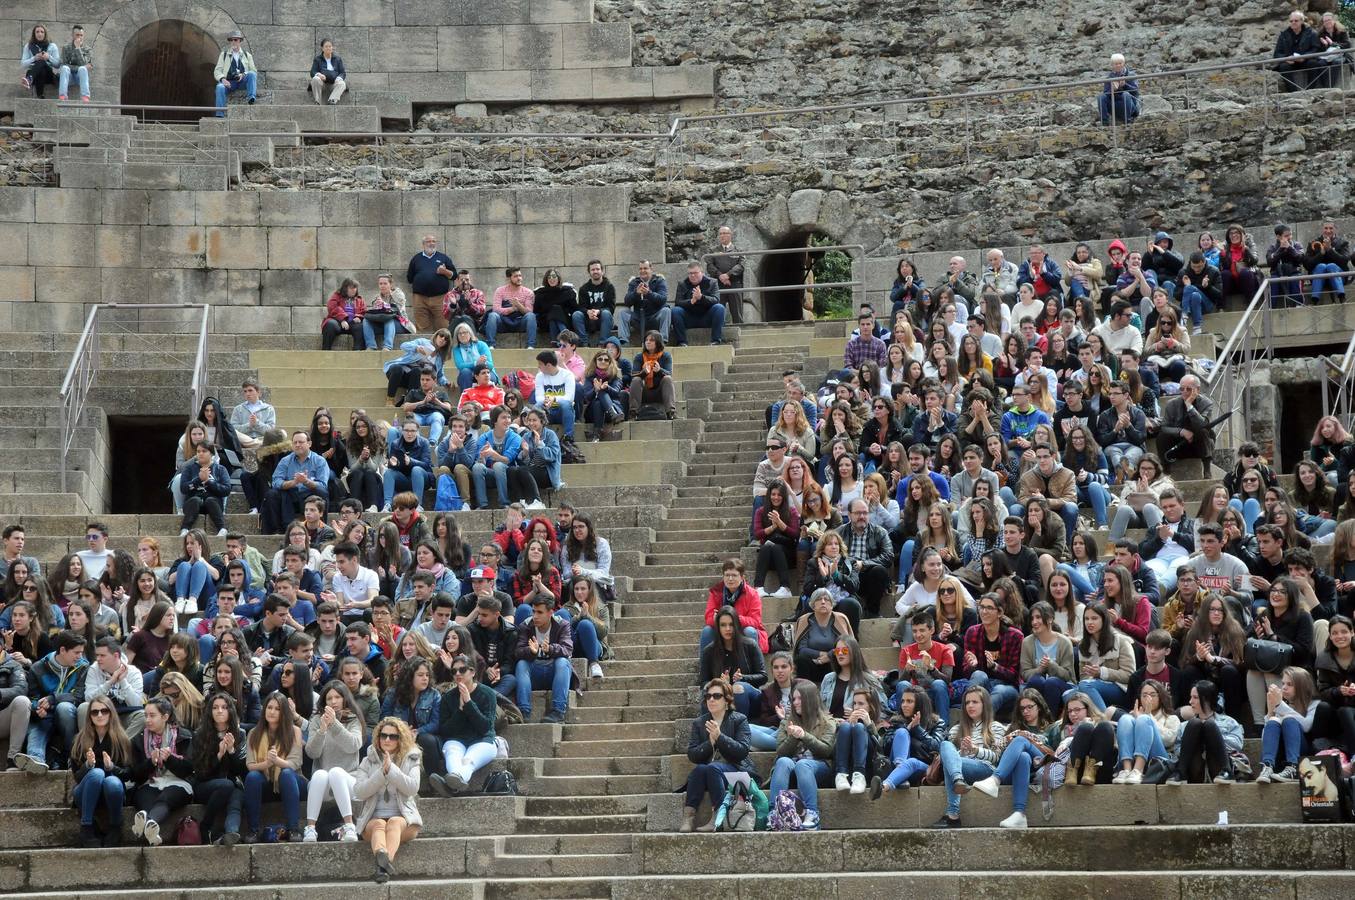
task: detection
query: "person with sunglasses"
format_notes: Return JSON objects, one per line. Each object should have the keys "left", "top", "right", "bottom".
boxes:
{"left": 354, "top": 717, "right": 422, "bottom": 884}
{"left": 428, "top": 654, "right": 499, "bottom": 796}
{"left": 682, "top": 677, "right": 755, "bottom": 831}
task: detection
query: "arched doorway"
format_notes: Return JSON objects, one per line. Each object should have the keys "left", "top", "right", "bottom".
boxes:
{"left": 758, "top": 230, "right": 816, "bottom": 322}
{"left": 120, "top": 20, "right": 219, "bottom": 120}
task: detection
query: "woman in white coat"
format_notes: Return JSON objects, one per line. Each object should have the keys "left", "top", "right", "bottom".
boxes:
{"left": 354, "top": 717, "right": 423, "bottom": 884}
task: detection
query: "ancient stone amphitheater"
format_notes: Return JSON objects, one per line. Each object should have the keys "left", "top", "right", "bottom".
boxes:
{"left": 1, "top": 0, "right": 1354, "bottom": 896}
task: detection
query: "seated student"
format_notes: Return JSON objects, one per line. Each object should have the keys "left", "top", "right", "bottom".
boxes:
{"left": 696, "top": 606, "right": 765, "bottom": 719}
{"left": 1020, "top": 601, "right": 1076, "bottom": 715}
{"left": 1246, "top": 577, "right": 1316, "bottom": 724}
{"left": 15, "top": 630, "right": 87, "bottom": 772}
{"left": 467, "top": 595, "right": 518, "bottom": 698}
{"left": 242, "top": 595, "right": 296, "bottom": 679}
{"left": 870, "top": 683, "right": 947, "bottom": 799}
{"left": 305, "top": 602, "right": 345, "bottom": 670}
{"left": 1166, "top": 680, "right": 1244, "bottom": 785}
{"left": 894, "top": 608, "right": 955, "bottom": 721}
{"left": 399, "top": 367, "right": 453, "bottom": 449}
{"left": 1056, "top": 690, "right": 1118, "bottom": 786}
{"left": 932, "top": 684, "right": 1025, "bottom": 829}
{"left": 69, "top": 692, "right": 134, "bottom": 847}
{"left": 1317, "top": 615, "right": 1355, "bottom": 757}
{"left": 144, "top": 632, "right": 202, "bottom": 700}
{"left": 470, "top": 405, "right": 523, "bottom": 510}
{"left": 178, "top": 442, "right": 231, "bottom": 538}
{"left": 192, "top": 692, "right": 248, "bottom": 846}
{"left": 800, "top": 531, "right": 864, "bottom": 638}
{"left": 1112, "top": 680, "right": 1181, "bottom": 784}
{"left": 167, "top": 529, "right": 222, "bottom": 617}
{"left": 335, "top": 621, "right": 387, "bottom": 686}
{"left": 1065, "top": 603, "right": 1136, "bottom": 712}
{"left": 127, "top": 696, "right": 194, "bottom": 847}
{"left": 326, "top": 542, "right": 380, "bottom": 622}
{"left": 383, "top": 419, "right": 433, "bottom": 513}
{"left": 242, "top": 692, "right": 307, "bottom": 842}
{"left": 411, "top": 594, "right": 456, "bottom": 648}
{"left": 1102, "top": 556, "right": 1156, "bottom": 644}
{"left": 381, "top": 656, "right": 441, "bottom": 774}
{"left": 767, "top": 682, "right": 837, "bottom": 831}
{"left": 513, "top": 595, "right": 574, "bottom": 724}
{"left": 992, "top": 518, "right": 1042, "bottom": 612}
{"left": 456, "top": 566, "right": 512, "bottom": 625}
{"left": 1124, "top": 627, "right": 1193, "bottom": 714}
{"left": 79, "top": 635, "right": 146, "bottom": 741}
{"left": 303, "top": 681, "right": 364, "bottom": 843}
{"left": 367, "top": 598, "right": 405, "bottom": 663}
{"left": 956, "top": 593, "right": 1021, "bottom": 717}
{"left": 427, "top": 654, "right": 499, "bottom": 796}
{"left": 1136, "top": 488, "right": 1195, "bottom": 597}
{"left": 284, "top": 630, "right": 329, "bottom": 688}
{"left": 270, "top": 571, "right": 317, "bottom": 629}
{"left": 628, "top": 331, "right": 676, "bottom": 420}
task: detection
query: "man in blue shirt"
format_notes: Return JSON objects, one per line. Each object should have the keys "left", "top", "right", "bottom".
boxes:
{"left": 406, "top": 234, "right": 457, "bottom": 333}
{"left": 269, "top": 431, "right": 330, "bottom": 526}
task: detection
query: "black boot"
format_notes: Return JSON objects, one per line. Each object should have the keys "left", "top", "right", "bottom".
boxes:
{"left": 80, "top": 825, "right": 101, "bottom": 848}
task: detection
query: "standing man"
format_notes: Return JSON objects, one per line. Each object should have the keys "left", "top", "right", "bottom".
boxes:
{"left": 709, "top": 226, "right": 746, "bottom": 324}
{"left": 1098, "top": 53, "right": 1140, "bottom": 125}
{"left": 672, "top": 261, "right": 726, "bottom": 346}
{"left": 212, "top": 31, "right": 257, "bottom": 117}
{"left": 618, "top": 261, "right": 669, "bottom": 345}
{"left": 1157, "top": 374, "right": 1215, "bottom": 466}
{"left": 406, "top": 234, "right": 457, "bottom": 333}
{"left": 58, "top": 24, "right": 93, "bottom": 102}
{"left": 485, "top": 267, "right": 537, "bottom": 349}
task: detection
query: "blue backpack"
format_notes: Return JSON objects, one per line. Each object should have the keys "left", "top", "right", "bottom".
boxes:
{"left": 434, "top": 473, "right": 465, "bottom": 511}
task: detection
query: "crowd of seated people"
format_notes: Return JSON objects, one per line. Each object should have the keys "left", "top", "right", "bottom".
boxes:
{"left": 0, "top": 493, "right": 616, "bottom": 874}
{"left": 682, "top": 225, "right": 1355, "bottom": 830}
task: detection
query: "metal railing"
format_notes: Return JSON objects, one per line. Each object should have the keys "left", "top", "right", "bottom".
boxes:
{"left": 58, "top": 304, "right": 212, "bottom": 494}
{"left": 700, "top": 244, "right": 865, "bottom": 314}
{"left": 1204, "top": 270, "right": 1355, "bottom": 458}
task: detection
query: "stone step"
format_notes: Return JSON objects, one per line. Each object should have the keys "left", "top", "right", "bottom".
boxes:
{"left": 566, "top": 703, "right": 685, "bottom": 723}
{"left": 522, "top": 796, "right": 652, "bottom": 818}
{"left": 554, "top": 737, "right": 676, "bottom": 758}
{"left": 500, "top": 832, "right": 634, "bottom": 855}
{"left": 619, "top": 602, "right": 707, "bottom": 619}
{"left": 541, "top": 756, "right": 662, "bottom": 777}
{"left": 561, "top": 720, "right": 674, "bottom": 741}
{"left": 576, "top": 688, "right": 687, "bottom": 708}
{"left": 482, "top": 850, "right": 637, "bottom": 878}
{"left": 631, "top": 575, "right": 728, "bottom": 591}
{"left": 568, "top": 673, "right": 692, "bottom": 694}
{"left": 527, "top": 774, "right": 666, "bottom": 796}
{"left": 514, "top": 814, "right": 649, "bottom": 835}
{"left": 612, "top": 613, "right": 705, "bottom": 633}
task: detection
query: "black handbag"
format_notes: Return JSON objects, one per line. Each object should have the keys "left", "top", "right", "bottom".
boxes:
{"left": 1244, "top": 637, "right": 1293, "bottom": 674}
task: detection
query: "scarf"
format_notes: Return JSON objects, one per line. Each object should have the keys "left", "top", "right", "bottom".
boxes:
{"left": 641, "top": 350, "right": 663, "bottom": 389}
{"left": 143, "top": 723, "right": 180, "bottom": 776}
{"left": 1226, "top": 242, "right": 1245, "bottom": 278}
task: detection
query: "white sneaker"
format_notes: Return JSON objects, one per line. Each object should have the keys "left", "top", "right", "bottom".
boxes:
{"left": 524, "top": 500, "right": 546, "bottom": 511}
{"left": 589, "top": 662, "right": 603, "bottom": 680}
{"left": 179, "top": 528, "right": 189, "bottom": 537}
{"left": 556, "top": 481, "right": 567, "bottom": 489}
{"left": 175, "top": 598, "right": 198, "bottom": 615}
{"left": 217, "top": 528, "right": 229, "bottom": 538}
{"left": 755, "top": 586, "right": 768, "bottom": 597}
{"left": 302, "top": 825, "right": 318, "bottom": 842}
{"left": 1125, "top": 769, "right": 1143, "bottom": 785}
{"left": 1255, "top": 765, "right": 1273, "bottom": 784}
{"left": 250, "top": 508, "right": 259, "bottom": 515}
{"left": 132, "top": 810, "right": 147, "bottom": 838}
{"left": 834, "top": 773, "right": 851, "bottom": 791}
{"left": 849, "top": 772, "right": 867, "bottom": 795}
{"left": 999, "top": 811, "right": 1028, "bottom": 829}
{"left": 366, "top": 505, "right": 378, "bottom": 513}
{"left": 771, "top": 586, "right": 792, "bottom": 598}
{"left": 971, "top": 775, "right": 1000, "bottom": 797}
{"left": 144, "top": 818, "right": 162, "bottom": 846}
{"left": 1112, "top": 768, "right": 1130, "bottom": 784}
{"left": 339, "top": 823, "right": 359, "bottom": 843}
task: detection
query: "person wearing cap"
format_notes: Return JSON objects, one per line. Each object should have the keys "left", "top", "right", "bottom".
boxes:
{"left": 1266, "top": 223, "right": 1306, "bottom": 306}
{"left": 1098, "top": 53, "right": 1139, "bottom": 125}
{"left": 1142, "top": 232, "right": 1183, "bottom": 304}
{"left": 513, "top": 597, "right": 573, "bottom": 724}
{"left": 213, "top": 31, "right": 257, "bottom": 116}
{"left": 456, "top": 566, "right": 513, "bottom": 621}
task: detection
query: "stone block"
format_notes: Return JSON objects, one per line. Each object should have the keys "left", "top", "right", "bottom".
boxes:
{"left": 261, "top": 269, "right": 324, "bottom": 307}
{"left": 179, "top": 165, "right": 231, "bottom": 191}
{"left": 226, "top": 268, "right": 262, "bottom": 304}
{"left": 318, "top": 225, "right": 382, "bottom": 269}
{"left": 24, "top": 846, "right": 139, "bottom": 891}
{"left": 572, "top": 185, "right": 629, "bottom": 223}
{"left": 402, "top": 192, "right": 440, "bottom": 225}
{"left": 214, "top": 305, "right": 293, "bottom": 334}
{"left": 653, "top": 64, "right": 716, "bottom": 98}
{"left": 0, "top": 266, "right": 34, "bottom": 302}
{"left": 465, "top": 69, "right": 531, "bottom": 101}
{"left": 358, "top": 191, "right": 403, "bottom": 223}
{"left": 380, "top": 225, "right": 443, "bottom": 265}
{"left": 28, "top": 224, "right": 94, "bottom": 267}
{"left": 446, "top": 224, "right": 507, "bottom": 270}
{"left": 479, "top": 190, "right": 518, "bottom": 224}
{"left": 214, "top": 0, "right": 275, "bottom": 23}
{"left": 506, "top": 224, "right": 564, "bottom": 267}
{"left": 98, "top": 267, "right": 152, "bottom": 304}
{"left": 504, "top": 24, "right": 563, "bottom": 69}
{"left": 461, "top": 0, "right": 529, "bottom": 25}
{"left": 331, "top": 102, "right": 382, "bottom": 131}
{"left": 196, "top": 191, "right": 261, "bottom": 226}
{"left": 147, "top": 190, "right": 198, "bottom": 226}
{"left": 269, "top": 227, "right": 319, "bottom": 269}
{"left": 564, "top": 222, "right": 613, "bottom": 267}
{"left": 592, "top": 67, "right": 653, "bottom": 100}
{"left": 327, "top": 26, "right": 374, "bottom": 73}
{"left": 0, "top": 224, "right": 28, "bottom": 265}
{"left": 530, "top": 0, "right": 592, "bottom": 23}
{"left": 0, "top": 187, "right": 34, "bottom": 222}
{"left": 100, "top": 190, "right": 151, "bottom": 225}
{"left": 614, "top": 219, "right": 665, "bottom": 264}
{"left": 438, "top": 25, "right": 504, "bottom": 71}
{"left": 371, "top": 26, "right": 439, "bottom": 71}
{"left": 139, "top": 226, "right": 205, "bottom": 269}
{"left": 206, "top": 226, "right": 269, "bottom": 269}
{"left": 439, "top": 189, "right": 481, "bottom": 225}
{"left": 516, "top": 187, "right": 572, "bottom": 224}
{"left": 32, "top": 266, "right": 83, "bottom": 303}
{"left": 454, "top": 102, "right": 488, "bottom": 116}
{"left": 260, "top": 191, "right": 322, "bottom": 226}
{"left": 273, "top": 0, "right": 342, "bottom": 24}
{"left": 31, "top": 188, "right": 97, "bottom": 225}
{"left": 344, "top": 0, "right": 395, "bottom": 26}
{"left": 320, "top": 194, "right": 360, "bottom": 221}
{"left": 149, "top": 267, "right": 229, "bottom": 306}
{"left": 395, "top": 0, "right": 458, "bottom": 24}
{"left": 530, "top": 68, "right": 591, "bottom": 101}
{"left": 411, "top": 71, "right": 467, "bottom": 101}
{"left": 560, "top": 23, "right": 631, "bottom": 68}
{"left": 247, "top": 27, "right": 317, "bottom": 72}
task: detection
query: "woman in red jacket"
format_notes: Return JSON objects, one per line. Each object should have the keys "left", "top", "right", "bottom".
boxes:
{"left": 323, "top": 278, "right": 367, "bottom": 350}
{"left": 700, "top": 558, "right": 768, "bottom": 655}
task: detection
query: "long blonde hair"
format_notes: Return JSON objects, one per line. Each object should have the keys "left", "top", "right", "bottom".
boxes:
{"left": 158, "top": 671, "right": 205, "bottom": 730}
{"left": 70, "top": 695, "right": 132, "bottom": 765}
{"left": 373, "top": 716, "right": 417, "bottom": 763}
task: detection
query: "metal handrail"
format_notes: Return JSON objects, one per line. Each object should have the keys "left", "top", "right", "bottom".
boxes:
{"left": 1207, "top": 270, "right": 1355, "bottom": 381}
{"left": 191, "top": 307, "right": 211, "bottom": 419}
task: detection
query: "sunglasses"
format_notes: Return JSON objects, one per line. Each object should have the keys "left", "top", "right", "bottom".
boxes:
{"left": 452, "top": 667, "right": 470, "bottom": 676}
{"left": 378, "top": 732, "right": 399, "bottom": 740}
{"left": 86, "top": 534, "right": 101, "bottom": 541}
{"left": 938, "top": 587, "right": 956, "bottom": 595}
{"left": 22, "top": 584, "right": 37, "bottom": 592}
{"left": 91, "top": 708, "right": 111, "bottom": 717}
{"left": 704, "top": 692, "right": 726, "bottom": 700}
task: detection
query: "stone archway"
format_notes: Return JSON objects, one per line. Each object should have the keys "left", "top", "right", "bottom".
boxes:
{"left": 120, "top": 20, "right": 220, "bottom": 119}
{"left": 754, "top": 189, "right": 857, "bottom": 322}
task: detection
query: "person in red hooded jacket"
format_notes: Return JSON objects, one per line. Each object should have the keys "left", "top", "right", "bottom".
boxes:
{"left": 323, "top": 277, "right": 367, "bottom": 350}
{"left": 701, "top": 558, "right": 768, "bottom": 654}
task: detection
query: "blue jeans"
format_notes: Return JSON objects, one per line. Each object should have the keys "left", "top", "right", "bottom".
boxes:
{"left": 244, "top": 768, "right": 306, "bottom": 831}
{"left": 173, "top": 559, "right": 214, "bottom": 602}
{"left": 698, "top": 625, "right": 760, "bottom": 653}
{"left": 1098, "top": 91, "right": 1138, "bottom": 125}
{"left": 898, "top": 539, "right": 915, "bottom": 582}
{"left": 1105, "top": 443, "right": 1144, "bottom": 478}
{"left": 1024, "top": 674, "right": 1073, "bottom": 714}
{"left": 570, "top": 616, "right": 601, "bottom": 663}
{"left": 685, "top": 761, "right": 735, "bottom": 810}
{"left": 1310, "top": 262, "right": 1347, "bottom": 299}
{"left": 214, "top": 73, "right": 257, "bottom": 115}
{"left": 1260, "top": 716, "right": 1306, "bottom": 767}
{"left": 965, "top": 670, "right": 1017, "bottom": 716}
{"left": 1117, "top": 714, "right": 1168, "bottom": 763}
{"left": 749, "top": 723, "right": 780, "bottom": 751}
{"left": 484, "top": 311, "right": 537, "bottom": 347}
{"left": 383, "top": 467, "right": 428, "bottom": 508}
{"left": 1076, "top": 482, "right": 1111, "bottom": 527}
{"left": 999, "top": 485, "right": 1020, "bottom": 510}
{"left": 1144, "top": 557, "right": 1179, "bottom": 596}
{"left": 769, "top": 757, "right": 831, "bottom": 813}
{"left": 992, "top": 736, "right": 1033, "bottom": 810}
{"left": 883, "top": 728, "right": 931, "bottom": 788}
{"left": 1228, "top": 497, "right": 1262, "bottom": 535}
{"left": 545, "top": 401, "right": 575, "bottom": 439}
{"left": 362, "top": 317, "right": 398, "bottom": 351}
{"left": 892, "top": 679, "right": 950, "bottom": 723}
{"left": 515, "top": 656, "right": 571, "bottom": 716}
{"left": 1057, "top": 562, "right": 1102, "bottom": 598}
{"left": 1180, "top": 285, "right": 1214, "bottom": 328}
{"left": 1301, "top": 512, "right": 1339, "bottom": 539}
{"left": 195, "top": 777, "right": 244, "bottom": 837}
{"left": 672, "top": 303, "right": 726, "bottom": 344}
{"left": 939, "top": 742, "right": 995, "bottom": 816}
{"left": 58, "top": 65, "right": 90, "bottom": 99}
{"left": 571, "top": 309, "right": 614, "bottom": 345}
{"left": 412, "top": 411, "right": 446, "bottom": 446}
{"left": 1065, "top": 678, "right": 1128, "bottom": 711}
{"left": 833, "top": 721, "right": 872, "bottom": 775}
{"left": 471, "top": 461, "right": 511, "bottom": 508}
{"left": 75, "top": 768, "right": 125, "bottom": 827}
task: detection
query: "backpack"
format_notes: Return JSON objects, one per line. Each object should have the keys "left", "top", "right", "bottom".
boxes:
{"left": 561, "top": 439, "right": 587, "bottom": 465}
{"left": 172, "top": 815, "right": 203, "bottom": 846}
{"left": 481, "top": 769, "right": 520, "bottom": 796}
{"left": 717, "top": 782, "right": 756, "bottom": 832}
{"left": 635, "top": 404, "right": 666, "bottom": 421}
{"left": 434, "top": 473, "right": 465, "bottom": 511}
{"left": 503, "top": 369, "right": 535, "bottom": 398}
{"left": 767, "top": 789, "right": 805, "bottom": 832}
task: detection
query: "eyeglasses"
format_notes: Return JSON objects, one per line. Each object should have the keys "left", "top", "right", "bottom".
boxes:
{"left": 90, "top": 708, "right": 111, "bottom": 717}
{"left": 85, "top": 534, "right": 101, "bottom": 541}
{"left": 378, "top": 732, "right": 400, "bottom": 741}
{"left": 979, "top": 605, "right": 999, "bottom": 613}
{"left": 1018, "top": 703, "right": 1036, "bottom": 711}
{"left": 704, "top": 692, "right": 726, "bottom": 701}
{"left": 1242, "top": 478, "right": 1259, "bottom": 484}
{"left": 451, "top": 667, "right": 470, "bottom": 676}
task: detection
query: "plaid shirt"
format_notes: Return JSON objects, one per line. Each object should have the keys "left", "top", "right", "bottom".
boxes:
{"left": 847, "top": 525, "right": 869, "bottom": 561}
{"left": 844, "top": 335, "right": 887, "bottom": 370}
{"left": 961, "top": 622, "right": 1023, "bottom": 684}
